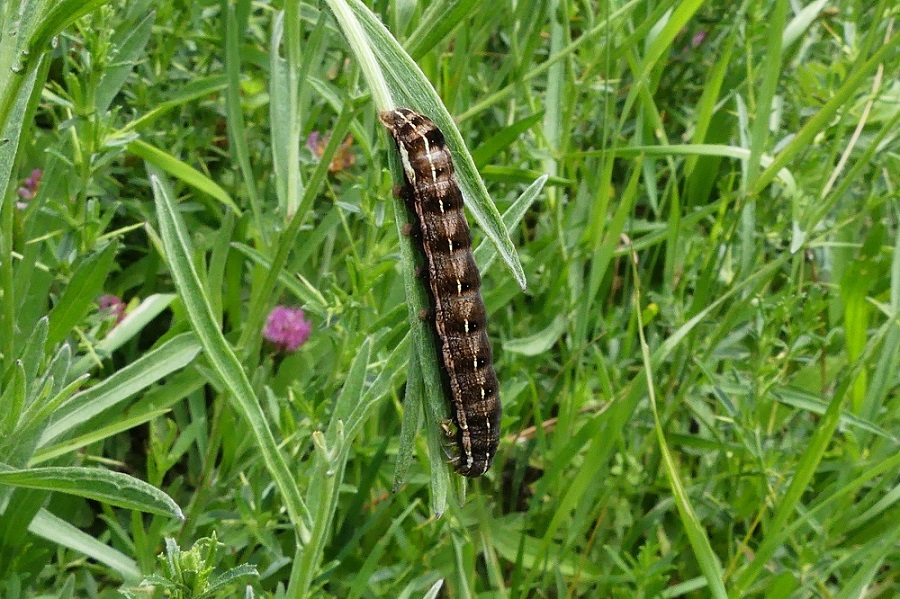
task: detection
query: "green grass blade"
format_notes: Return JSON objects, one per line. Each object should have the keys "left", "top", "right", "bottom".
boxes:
{"left": 94, "top": 10, "right": 154, "bottom": 114}
{"left": 235, "top": 100, "right": 358, "bottom": 358}
{"left": 291, "top": 335, "right": 406, "bottom": 596}
{"left": 119, "top": 75, "right": 228, "bottom": 133}
{"left": 745, "top": 0, "right": 787, "bottom": 191}
{"left": 127, "top": 140, "right": 240, "bottom": 214}
{"left": 150, "top": 173, "right": 312, "bottom": 542}
{"left": 782, "top": 0, "right": 829, "bottom": 49}
{"left": 28, "top": 508, "right": 141, "bottom": 582}
{"left": 27, "top": 0, "right": 112, "bottom": 57}
{"left": 732, "top": 320, "right": 892, "bottom": 594}
{"left": 393, "top": 349, "right": 423, "bottom": 491}
{"left": 470, "top": 111, "right": 544, "bottom": 169}
{"left": 751, "top": 33, "right": 900, "bottom": 195}
{"left": 472, "top": 174, "right": 547, "bottom": 274}
{"left": 224, "top": 3, "right": 263, "bottom": 226}
{"left": 634, "top": 266, "right": 727, "bottom": 598}
{"left": 69, "top": 293, "right": 177, "bottom": 379}
{"left": 0, "top": 361, "right": 25, "bottom": 439}
{"left": 859, "top": 163, "right": 900, "bottom": 421}
{"left": 405, "top": 0, "right": 484, "bottom": 60}
{"left": 456, "top": 0, "right": 640, "bottom": 122}
{"left": 268, "top": 10, "right": 299, "bottom": 220}
{"left": 32, "top": 408, "right": 172, "bottom": 465}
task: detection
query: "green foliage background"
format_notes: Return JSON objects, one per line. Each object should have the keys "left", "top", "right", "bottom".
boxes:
{"left": 0, "top": 0, "right": 897, "bottom": 597}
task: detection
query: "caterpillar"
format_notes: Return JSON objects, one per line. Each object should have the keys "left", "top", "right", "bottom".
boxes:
{"left": 380, "top": 108, "right": 501, "bottom": 477}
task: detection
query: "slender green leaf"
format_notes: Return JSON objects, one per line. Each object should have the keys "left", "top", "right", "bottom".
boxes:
{"left": 224, "top": 3, "right": 263, "bottom": 224}
{"left": 28, "top": 0, "right": 112, "bottom": 57}
{"left": 150, "top": 173, "right": 312, "bottom": 542}
{"left": 470, "top": 111, "right": 544, "bottom": 168}
{"left": 120, "top": 75, "right": 228, "bottom": 132}
{"left": 752, "top": 33, "right": 900, "bottom": 194}
{"left": 95, "top": 11, "right": 155, "bottom": 114}
{"left": 0, "top": 361, "right": 25, "bottom": 438}
{"left": 32, "top": 408, "right": 172, "bottom": 465}
{"left": 503, "top": 315, "right": 566, "bottom": 356}
{"left": 635, "top": 271, "right": 728, "bottom": 598}
{"left": 473, "top": 174, "right": 547, "bottom": 274}
{"left": 0, "top": 465, "right": 183, "bottom": 519}
{"left": 28, "top": 508, "right": 141, "bottom": 581}
{"left": 46, "top": 243, "right": 118, "bottom": 349}
{"left": 69, "top": 294, "right": 177, "bottom": 379}
{"left": 39, "top": 332, "right": 201, "bottom": 446}
{"left": 127, "top": 140, "right": 240, "bottom": 214}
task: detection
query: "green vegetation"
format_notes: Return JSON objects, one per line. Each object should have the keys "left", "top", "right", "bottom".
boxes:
{"left": 1, "top": 0, "right": 897, "bottom": 596}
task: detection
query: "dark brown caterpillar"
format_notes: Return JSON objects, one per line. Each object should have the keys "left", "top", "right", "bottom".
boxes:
{"left": 380, "top": 108, "right": 501, "bottom": 477}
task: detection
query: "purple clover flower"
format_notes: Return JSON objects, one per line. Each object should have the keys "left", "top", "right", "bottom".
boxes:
{"left": 99, "top": 294, "right": 126, "bottom": 324}
{"left": 691, "top": 30, "right": 707, "bottom": 48}
{"left": 16, "top": 168, "right": 42, "bottom": 209}
{"left": 264, "top": 306, "right": 312, "bottom": 352}
{"left": 306, "top": 131, "right": 321, "bottom": 153}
